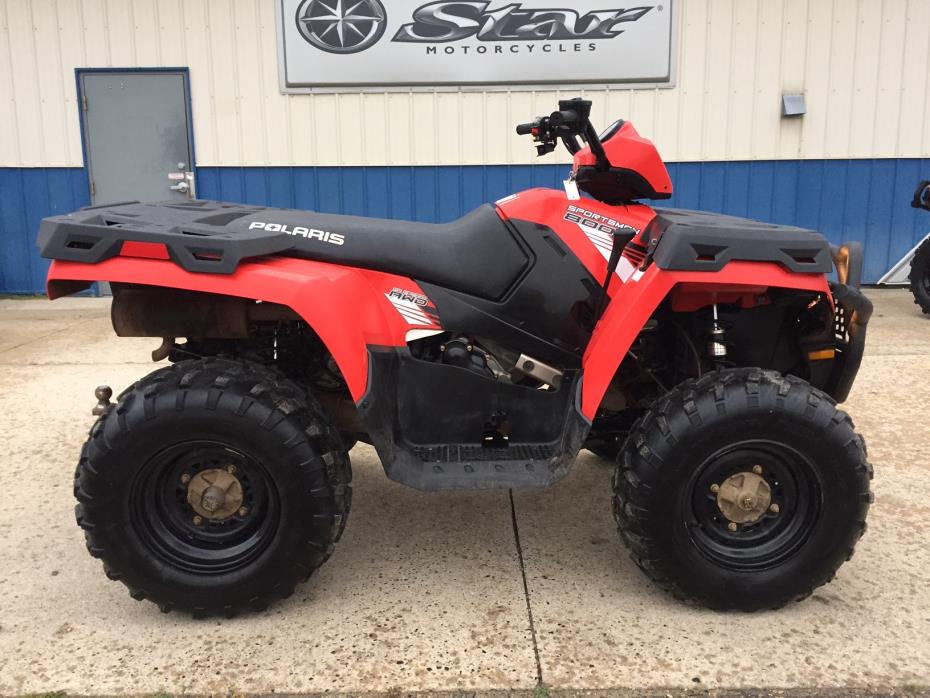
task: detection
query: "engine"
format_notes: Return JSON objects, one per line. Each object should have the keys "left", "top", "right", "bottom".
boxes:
{"left": 408, "top": 332, "right": 564, "bottom": 390}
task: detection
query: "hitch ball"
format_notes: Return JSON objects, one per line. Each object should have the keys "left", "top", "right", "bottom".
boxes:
{"left": 92, "top": 385, "right": 113, "bottom": 416}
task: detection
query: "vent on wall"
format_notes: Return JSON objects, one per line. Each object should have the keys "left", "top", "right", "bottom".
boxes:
{"left": 782, "top": 93, "right": 806, "bottom": 118}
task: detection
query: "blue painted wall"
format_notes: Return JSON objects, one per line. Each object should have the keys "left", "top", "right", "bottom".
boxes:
{"left": 0, "top": 167, "right": 90, "bottom": 293}
{"left": 2, "top": 159, "right": 928, "bottom": 293}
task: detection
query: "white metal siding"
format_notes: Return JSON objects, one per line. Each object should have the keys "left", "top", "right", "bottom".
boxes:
{"left": 1, "top": 0, "right": 929, "bottom": 168}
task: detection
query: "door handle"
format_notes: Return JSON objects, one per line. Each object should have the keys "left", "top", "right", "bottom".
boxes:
{"left": 170, "top": 181, "right": 190, "bottom": 193}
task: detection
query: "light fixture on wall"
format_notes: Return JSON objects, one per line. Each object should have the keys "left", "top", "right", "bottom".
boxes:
{"left": 782, "top": 93, "right": 807, "bottom": 118}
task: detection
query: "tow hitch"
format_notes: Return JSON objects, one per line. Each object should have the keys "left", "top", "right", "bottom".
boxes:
{"left": 92, "top": 385, "right": 112, "bottom": 416}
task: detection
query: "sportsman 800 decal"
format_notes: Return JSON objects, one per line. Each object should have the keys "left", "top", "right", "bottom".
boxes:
{"left": 564, "top": 204, "right": 638, "bottom": 261}
{"left": 564, "top": 205, "right": 637, "bottom": 236}
{"left": 249, "top": 221, "right": 345, "bottom": 246}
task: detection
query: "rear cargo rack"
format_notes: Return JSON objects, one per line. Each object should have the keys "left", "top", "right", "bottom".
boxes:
{"left": 37, "top": 200, "right": 298, "bottom": 275}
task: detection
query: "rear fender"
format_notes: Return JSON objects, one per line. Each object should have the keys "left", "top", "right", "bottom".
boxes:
{"left": 47, "top": 256, "right": 439, "bottom": 401}
{"left": 580, "top": 261, "right": 832, "bottom": 418}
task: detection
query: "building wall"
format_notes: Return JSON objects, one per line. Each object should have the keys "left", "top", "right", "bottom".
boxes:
{"left": 1, "top": 0, "right": 930, "bottom": 292}
{"left": 4, "top": 0, "right": 930, "bottom": 167}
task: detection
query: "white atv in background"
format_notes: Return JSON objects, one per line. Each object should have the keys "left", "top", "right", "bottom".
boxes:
{"left": 879, "top": 181, "right": 930, "bottom": 315}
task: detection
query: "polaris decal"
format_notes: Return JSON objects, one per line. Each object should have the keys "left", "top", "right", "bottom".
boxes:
{"left": 386, "top": 288, "right": 442, "bottom": 328}
{"left": 564, "top": 205, "right": 641, "bottom": 280}
{"left": 249, "top": 221, "right": 345, "bottom": 246}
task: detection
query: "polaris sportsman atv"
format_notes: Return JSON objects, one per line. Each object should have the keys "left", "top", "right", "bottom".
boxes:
{"left": 39, "top": 99, "right": 874, "bottom": 616}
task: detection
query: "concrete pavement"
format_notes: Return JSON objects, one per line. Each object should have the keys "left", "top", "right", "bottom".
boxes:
{"left": 0, "top": 290, "right": 928, "bottom": 696}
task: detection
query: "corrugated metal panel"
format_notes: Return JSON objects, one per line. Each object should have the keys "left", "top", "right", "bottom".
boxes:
{"left": 0, "top": 167, "right": 89, "bottom": 293}
{"left": 2, "top": 158, "right": 928, "bottom": 292}
{"left": 193, "top": 159, "right": 930, "bottom": 285}
{"left": 1, "top": 0, "right": 930, "bottom": 168}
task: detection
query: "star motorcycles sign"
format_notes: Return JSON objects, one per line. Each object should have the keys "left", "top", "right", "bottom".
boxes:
{"left": 276, "top": 0, "right": 677, "bottom": 90}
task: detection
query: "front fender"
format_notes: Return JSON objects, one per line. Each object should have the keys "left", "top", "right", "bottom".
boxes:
{"left": 47, "top": 256, "right": 414, "bottom": 401}
{"left": 580, "top": 262, "right": 832, "bottom": 419}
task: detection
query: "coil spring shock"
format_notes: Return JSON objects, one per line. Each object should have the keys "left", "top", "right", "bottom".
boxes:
{"left": 706, "top": 304, "right": 733, "bottom": 365}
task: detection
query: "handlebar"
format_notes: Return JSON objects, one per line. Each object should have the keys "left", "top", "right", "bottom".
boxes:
{"left": 548, "top": 110, "right": 580, "bottom": 128}
{"left": 515, "top": 98, "right": 610, "bottom": 170}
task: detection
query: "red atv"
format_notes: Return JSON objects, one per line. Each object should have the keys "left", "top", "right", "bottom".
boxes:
{"left": 39, "top": 99, "right": 873, "bottom": 616}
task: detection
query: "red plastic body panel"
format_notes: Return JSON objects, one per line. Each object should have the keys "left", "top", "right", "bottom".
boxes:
{"left": 47, "top": 257, "right": 440, "bottom": 402}
{"left": 572, "top": 121, "right": 673, "bottom": 198}
{"left": 579, "top": 262, "right": 833, "bottom": 418}
{"left": 120, "top": 241, "right": 170, "bottom": 260}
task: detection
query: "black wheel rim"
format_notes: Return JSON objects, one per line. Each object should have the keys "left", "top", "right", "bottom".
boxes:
{"left": 684, "top": 440, "right": 821, "bottom": 572}
{"left": 130, "top": 441, "right": 280, "bottom": 574}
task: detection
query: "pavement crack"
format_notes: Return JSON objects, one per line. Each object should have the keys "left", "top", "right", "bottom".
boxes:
{"left": 509, "top": 488, "right": 543, "bottom": 686}
{"left": 0, "top": 318, "right": 95, "bottom": 357}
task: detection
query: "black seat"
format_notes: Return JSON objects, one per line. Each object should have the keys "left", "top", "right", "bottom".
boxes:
{"left": 276, "top": 204, "right": 530, "bottom": 300}
{"left": 39, "top": 201, "right": 530, "bottom": 299}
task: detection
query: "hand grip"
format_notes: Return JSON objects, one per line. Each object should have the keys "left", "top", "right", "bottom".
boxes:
{"left": 516, "top": 122, "right": 537, "bottom": 136}
{"left": 549, "top": 110, "right": 579, "bottom": 128}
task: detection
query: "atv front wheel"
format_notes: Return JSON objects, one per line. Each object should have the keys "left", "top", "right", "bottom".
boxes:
{"left": 74, "top": 358, "right": 352, "bottom": 617}
{"left": 909, "top": 238, "right": 930, "bottom": 315}
{"left": 585, "top": 409, "right": 643, "bottom": 462}
{"left": 613, "top": 368, "right": 872, "bottom": 611}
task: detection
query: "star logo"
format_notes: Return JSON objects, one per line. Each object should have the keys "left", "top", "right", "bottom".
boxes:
{"left": 295, "top": 0, "right": 387, "bottom": 54}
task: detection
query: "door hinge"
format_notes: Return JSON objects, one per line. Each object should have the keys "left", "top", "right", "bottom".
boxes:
{"left": 90, "top": 181, "right": 96, "bottom": 197}
{"left": 82, "top": 94, "right": 88, "bottom": 112}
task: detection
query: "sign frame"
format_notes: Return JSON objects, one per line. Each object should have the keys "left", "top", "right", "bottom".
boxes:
{"left": 275, "top": 0, "right": 679, "bottom": 93}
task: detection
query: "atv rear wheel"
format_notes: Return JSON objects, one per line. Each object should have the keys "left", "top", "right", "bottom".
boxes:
{"left": 613, "top": 368, "right": 872, "bottom": 611}
{"left": 909, "top": 238, "right": 930, "bottom": 315}
{"left": 74, "top": 358, "right": 352, "bottom": 617}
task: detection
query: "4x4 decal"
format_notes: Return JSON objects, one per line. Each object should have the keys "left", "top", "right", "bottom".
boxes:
{"left": 386, "top": 288, "right": 441, "bottom": 328}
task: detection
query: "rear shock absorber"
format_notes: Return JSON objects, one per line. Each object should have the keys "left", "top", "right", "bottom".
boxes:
{"left": 706, "top": 304, "right": 729, "bottom": 361}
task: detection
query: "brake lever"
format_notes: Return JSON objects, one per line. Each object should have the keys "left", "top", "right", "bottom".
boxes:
{"left": 518, "top": 114, "right": 582, "bottom": 158}
{"left": 520, "top": 116, "right": 558, "bottom": 157}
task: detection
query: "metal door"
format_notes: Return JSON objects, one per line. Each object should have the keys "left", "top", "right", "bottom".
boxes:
{"left": 79, "top": 70, "right": 195, "bottom": 205}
